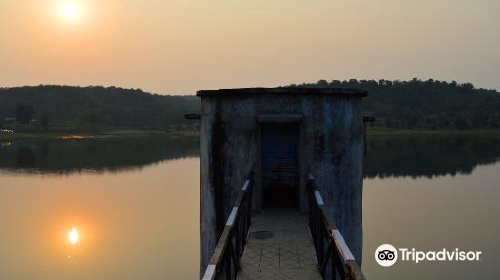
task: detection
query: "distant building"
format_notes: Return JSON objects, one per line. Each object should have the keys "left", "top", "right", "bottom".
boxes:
{"left": 4, "top": 117, "right": 16, "bottom": 123}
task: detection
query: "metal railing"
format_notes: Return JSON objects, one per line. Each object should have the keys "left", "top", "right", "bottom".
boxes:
{"left": 307, "top": 174, "right": 366, "bottom": 280}
{"left": 201, "top": 172, "right": 254, "bottom": 280}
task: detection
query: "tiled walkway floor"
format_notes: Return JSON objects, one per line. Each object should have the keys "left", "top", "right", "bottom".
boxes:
{"left": 238, "top": 209, "right": 322, "bottom": 280}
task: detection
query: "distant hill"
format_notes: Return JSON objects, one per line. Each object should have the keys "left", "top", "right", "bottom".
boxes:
{"left": 291, "top": 79, "right": 500, "bottom": 129}
{"left": 0, "top": 85, "right": 199, "bottom": 129}
{"left": 1, "top": 80, "right": 499, "bottom": 130}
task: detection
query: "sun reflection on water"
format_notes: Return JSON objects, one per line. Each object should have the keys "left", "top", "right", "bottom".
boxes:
{"left": 69, "top": 228, "right": 79, "bottom": 245}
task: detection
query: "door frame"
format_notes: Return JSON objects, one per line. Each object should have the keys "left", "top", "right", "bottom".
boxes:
{"left": 256, "top": 114, "right": 304, "bottom": 210}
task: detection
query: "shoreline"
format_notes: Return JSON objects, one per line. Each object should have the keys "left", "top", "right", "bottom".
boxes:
{"left": 365, "top": 128, "right": 500, "bottom": 136}
{"left": 1, "top": 127, "right": 499, "bottom": 143}
{"left": 0, "top": 128, "right": 199, "bottom": 143}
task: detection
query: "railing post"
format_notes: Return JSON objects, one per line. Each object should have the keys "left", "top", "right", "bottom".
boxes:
{"left": 307, "top": 174, "right": 367, "bottom": 280}
{"left": 201, "top": 172, "right": 255, "bottom": 280}
{"left": 225, "top": 248, "right": 231, "bottom": 280}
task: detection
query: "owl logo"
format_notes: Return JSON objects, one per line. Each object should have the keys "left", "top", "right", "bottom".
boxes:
{"left": 378, "top": 250, "right": 395, "bottom": 261}
{"left": 375, "top": 244, "right": 398, "bottom": 267}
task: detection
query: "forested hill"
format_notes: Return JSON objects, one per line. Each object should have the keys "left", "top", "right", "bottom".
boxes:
{"left": 0, "top": 85, "right": 199, "bottom": 128}
{"left": 292, "top": 79, "right": 500, "bottom": 129}
{"left": 1, "top": 80, "right": 500, "bottom": 130}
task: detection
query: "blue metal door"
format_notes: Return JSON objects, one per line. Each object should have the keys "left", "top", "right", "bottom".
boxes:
{"left": 261, "top": 123, "right": 299, "bottom": 207}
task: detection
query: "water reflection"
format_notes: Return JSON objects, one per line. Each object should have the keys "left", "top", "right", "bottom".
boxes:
{"left": 1, "top": 134, "right": 499, "bottom": 280}
{"left": 0, "top": 157, "right": 201, "bottom": 280}
{"left": 16, "top": 146, "right": 36, "bottom": 168}
{"left": 0, "top": 137, "right": 199, "bottom": 174}
{"left": 363, "top": 162, "right": 500, "bottom": 280}
{"left": 364, "top": 135, "right": 500, "bottom": 178}
{"left": 1, "top": 134, "right": 498, "bottom": 178}
{"left": 69, "top": 228, "right": 79, "bottom": 245}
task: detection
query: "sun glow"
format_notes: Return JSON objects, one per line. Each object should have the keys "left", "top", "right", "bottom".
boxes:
{"left": 69, "top": 227, "right": 79, "bottom": 245}
{"left": 59, "top": 2, "right": 80, "bottom": 20}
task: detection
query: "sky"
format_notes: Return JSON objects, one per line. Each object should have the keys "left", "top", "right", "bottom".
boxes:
{"left": 0, "top": 0, "right": 499, "bottom": 94}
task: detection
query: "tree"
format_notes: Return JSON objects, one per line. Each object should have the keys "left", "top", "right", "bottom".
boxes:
{"left": 289, "top": 79, "right": 500, "bottom": 130}
{"left": 41, "top": 114, "right": 50, "bottom": 131}
{"left": 317, "top": 79, "right": 328, "bottom": 87}
{"left": 15, "top": 104, "right": 34, "bottom": 125}
{"left": 1, "top": 82, "right": 499, "bottom": 130}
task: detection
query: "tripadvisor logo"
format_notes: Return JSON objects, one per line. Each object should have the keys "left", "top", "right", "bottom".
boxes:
{"left": 375, "top": 244, "right": 482, "bottom": 267}
{"left": 375, "top": 244, "right": 398, "bottom": 267}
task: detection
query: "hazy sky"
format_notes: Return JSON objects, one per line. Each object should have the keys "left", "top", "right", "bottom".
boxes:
{"left": 1, "top": 0, "right": 499, "bottom": 94}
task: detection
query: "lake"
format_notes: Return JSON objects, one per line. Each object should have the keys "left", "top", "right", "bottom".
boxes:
{"left": 0, "top": 134, "right": 499, "bottom": 280}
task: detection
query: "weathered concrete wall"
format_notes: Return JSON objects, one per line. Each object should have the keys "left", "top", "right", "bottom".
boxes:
{"left": 199, "top": 96, "right": 217, "bottom": 272}
{"left": 302, "top": 96, "right": 364, "bottom": 263}
{"left": 199, "top": 92, "right": 365, "bottom": 272}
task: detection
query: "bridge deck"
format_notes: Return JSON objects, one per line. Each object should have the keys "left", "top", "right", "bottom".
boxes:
{"left": 238, "top": 209, "right": 322, "bottom": 280}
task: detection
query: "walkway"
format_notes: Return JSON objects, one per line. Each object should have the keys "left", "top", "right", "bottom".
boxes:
{"left": 238, "top": 209, "right": 322, "bottom": 280}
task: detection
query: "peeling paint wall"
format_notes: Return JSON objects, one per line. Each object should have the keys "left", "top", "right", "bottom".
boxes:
{"left": 199, "top": 93, "right": 365, "bottom": 272}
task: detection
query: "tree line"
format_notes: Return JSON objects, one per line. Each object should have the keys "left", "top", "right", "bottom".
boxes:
{"left": 0, "top": 85, "right": 199, "bottom": 130}
{"left": 291, "top": 78, "right": 500, "bottom": 129}
{"left": 1, "top": 80, "right": 499, "bottom": 130}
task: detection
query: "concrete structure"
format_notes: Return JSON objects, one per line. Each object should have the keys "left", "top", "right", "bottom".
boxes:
{"left": 198, "top": 88, "right": 367, "bottom": 273}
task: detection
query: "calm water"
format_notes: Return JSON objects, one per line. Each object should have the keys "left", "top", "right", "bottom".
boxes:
{"left": 0, "top": 135, "right": 499, "bottom": 280}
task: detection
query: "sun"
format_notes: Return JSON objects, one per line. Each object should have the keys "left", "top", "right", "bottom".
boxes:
{"left": 59, "top": 2, "right": 80, "bottom": 20}
{"left": 69, "top": 227, "right": 79, "bottom": 245}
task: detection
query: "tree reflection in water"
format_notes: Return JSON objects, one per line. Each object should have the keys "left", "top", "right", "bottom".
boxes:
{"left": 1, "top": 134, "right": 499, "bottom": 178}
{"left": 16, "top": 146, "right": 36, "bottom": 168}
{"left": 364, "top": 135, "right": 500, "bottom": 178}
{"left": 0, "top": 136, "right": 199, "bottom": 175}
